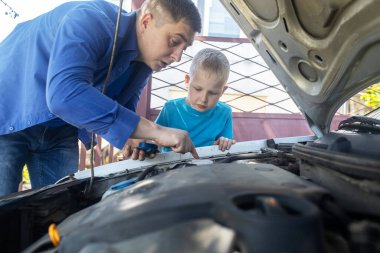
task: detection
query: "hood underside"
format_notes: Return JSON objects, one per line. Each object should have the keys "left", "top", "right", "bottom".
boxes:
{"left": 220, "top": 0, "right": 380, "bottom": 136}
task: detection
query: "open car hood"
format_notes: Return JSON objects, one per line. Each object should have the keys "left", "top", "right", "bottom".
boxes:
{"left": 220, "top": 0, "right": 380, "bottom": 136}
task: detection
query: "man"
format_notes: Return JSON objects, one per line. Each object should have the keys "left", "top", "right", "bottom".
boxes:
{"left": 0, "top": 0, "right": 201, "bottom": 195}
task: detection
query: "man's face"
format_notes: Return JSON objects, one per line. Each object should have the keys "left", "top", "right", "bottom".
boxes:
{"left": 137, "top": 13, "right": 195, "bottom": 71}
{"left": 185, "top": 69, "right": 227, "bottom": 112}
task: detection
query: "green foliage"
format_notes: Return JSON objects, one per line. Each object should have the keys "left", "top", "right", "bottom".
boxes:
{"left": 360, "top": 83, "right": 380, "bottom": 109}
{"left": 22, "top": 166, "right": 30, "bottom": 184}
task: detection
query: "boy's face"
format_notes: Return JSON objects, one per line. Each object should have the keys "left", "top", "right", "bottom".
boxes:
{"left": 137, "top": 13, "right": 195, "bottom": 71}
{"left": 185, "top": 69, "right": 227, "bottom": 112}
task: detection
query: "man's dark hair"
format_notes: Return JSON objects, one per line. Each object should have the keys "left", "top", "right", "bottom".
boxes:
{"left": 145, "top": 0, "right": 202, "bottom": 33}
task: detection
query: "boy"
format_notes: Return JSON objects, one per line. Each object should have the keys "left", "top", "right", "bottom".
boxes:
{"left": 0, "top": 0, "right": 201, "bottom": 195}
{"left": 125, "top": 48, "right": 235, "bottom": 160}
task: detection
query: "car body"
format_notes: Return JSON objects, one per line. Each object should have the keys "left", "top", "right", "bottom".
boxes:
{"left": 1, "top": 1, "right": 380, "bottom": 252}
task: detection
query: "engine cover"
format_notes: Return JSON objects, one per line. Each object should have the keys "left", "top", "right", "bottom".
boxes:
{"left": 28, "top": 163, "right": 329, "bottom": 253}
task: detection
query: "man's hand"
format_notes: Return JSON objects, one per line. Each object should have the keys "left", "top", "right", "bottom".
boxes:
{"left": 214, "top": 136, "right": 236, "bottom": 151}
{"left": 130, "top": 117, "right": 199, "bottom": 159}
{"left": 122, "top": 139, "right": 157, "bottom": 161}
{"left": 154, "top": 127, "right": 199, "bottom": 159}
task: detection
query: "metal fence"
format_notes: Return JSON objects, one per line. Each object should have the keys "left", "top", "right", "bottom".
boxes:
{"left": 150, "top": 36, "right": 299, "bottom": 114}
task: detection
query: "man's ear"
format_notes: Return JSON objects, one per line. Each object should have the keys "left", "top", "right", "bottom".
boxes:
{"left": 140, "top": 13, "right": 153, "bottom": 31}
{"left": 184, "top": 74, "right": 190, "bottom": 88}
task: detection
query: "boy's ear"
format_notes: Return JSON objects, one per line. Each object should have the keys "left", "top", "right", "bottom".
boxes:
{"left": 222, "top": 85, "right": 228, "bottom": 94}
{"left": 184, "top": 74, "right": 190, "bottom": 88}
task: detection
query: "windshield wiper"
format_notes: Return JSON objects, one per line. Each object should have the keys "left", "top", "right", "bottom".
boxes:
{"left": 338, "top": 116, "right": 380, "bottom": 133}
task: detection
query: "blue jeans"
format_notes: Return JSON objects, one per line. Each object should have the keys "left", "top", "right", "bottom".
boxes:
{"left": 0, "top": 124, "right": 78, "bottom": 196}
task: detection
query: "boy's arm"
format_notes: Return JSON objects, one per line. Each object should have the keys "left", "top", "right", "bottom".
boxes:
{"left": 214, "top": 108, "right": 235, "bottom": 151}
{"left": 154, "top": 103, "right": 169, "bottom": 127}
{"left": 219, "top": 108, "right": 233, "bottom": 139}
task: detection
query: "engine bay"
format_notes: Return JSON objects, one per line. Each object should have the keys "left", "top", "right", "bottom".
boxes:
{"left": 1, "top": 130, "right": 379, "bottom": 253}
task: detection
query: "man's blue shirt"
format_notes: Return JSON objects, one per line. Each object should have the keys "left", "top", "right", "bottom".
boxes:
{"left": 155, "top": 98, "right": 233, "bottom": 152}
{"left": 0, "top": 1, "right": 152, "bottom": 149}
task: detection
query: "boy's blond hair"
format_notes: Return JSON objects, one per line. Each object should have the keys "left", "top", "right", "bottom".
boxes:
{"left": 189, "top": 48, "right": 230, "bottom": 85}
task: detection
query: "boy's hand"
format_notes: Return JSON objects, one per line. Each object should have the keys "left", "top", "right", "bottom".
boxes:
{"left": 214, "top": 137, "right": 236, "bottom": 151}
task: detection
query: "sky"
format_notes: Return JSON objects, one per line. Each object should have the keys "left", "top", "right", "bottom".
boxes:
{"left": 0, "top": 0, "right": 70, "bottom": 41}
{"left": 0, "top": 0, "right": 130, "bottom": 42}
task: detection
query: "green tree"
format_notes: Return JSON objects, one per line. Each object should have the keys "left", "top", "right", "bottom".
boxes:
{"left": 360, "top": 83, "right": 380, "bottom": 109}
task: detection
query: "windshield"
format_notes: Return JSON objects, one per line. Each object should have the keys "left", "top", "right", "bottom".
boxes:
{"left": 331, "top": 83, "right": 380, "bottom": 130}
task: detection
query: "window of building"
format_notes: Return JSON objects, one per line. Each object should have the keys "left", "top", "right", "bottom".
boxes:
{"left": 195, "top": 0, "right": 242, "bottom": 38}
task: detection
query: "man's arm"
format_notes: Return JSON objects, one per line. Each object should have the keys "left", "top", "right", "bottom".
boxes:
{"left": 46, "top": 7, "right": 139, "bottom": 149}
